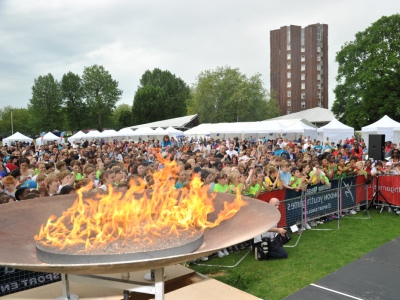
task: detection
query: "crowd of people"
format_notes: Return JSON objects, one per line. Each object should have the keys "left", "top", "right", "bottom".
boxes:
{"left": 1, "top": 134, "right": 400, "bottom": 259}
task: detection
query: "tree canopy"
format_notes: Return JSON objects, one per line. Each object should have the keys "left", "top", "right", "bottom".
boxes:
{"left": 332, "top": 14, "right": 400, "bottom": 129}
{"left": 188, "top": 66, "right": 280, "bottom": 123}
{"left": 132, "top": 68, "right": 190, "bottom": 125}
{"left": 28, "top": 73, "right": 63, "bottom": 133}
{"left": 112, "top": 104, "right": 132, "bottom": 130}
{"left": 0, "top": 106, "right": 32, "bottom": 138}
{"left": 82, "top": 65, "right": 122, "bottom": 130}
{"left": 61, "top": 71, "right": 89, "bottom": 131}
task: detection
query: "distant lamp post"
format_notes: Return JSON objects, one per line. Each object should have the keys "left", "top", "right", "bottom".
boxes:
{"left": 11, "top": 111, "right": 14, "bottom": 134}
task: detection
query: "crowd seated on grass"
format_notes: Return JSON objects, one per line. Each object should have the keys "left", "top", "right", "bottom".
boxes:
{"left": 1, "top": 135, "right": 399, "bottom": 258}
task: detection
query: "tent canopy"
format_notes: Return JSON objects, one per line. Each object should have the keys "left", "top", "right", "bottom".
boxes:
{"left": 3, "top": 132, "right": 32, "bottom": 145}
{"left": 100, "top": 129, "right": 118, "bottom": 138}
{"left": 116, "top": 128, "right": 136, "bottom": 138}
{"left": 85, "top": 130, "right": 102, "bottom": 140}
{"left": 210, "top": 122, "right": 249, "bottom": 139}
{"left": 284, "top": 120, "right": 318, "bottom": 140}
{"left": 317, "top": 118, "right": 354, "bottom": 143}
{"left": 68, "top": 131, "right": 87, "bottom": 143}
{"left": 361, "top": 115, "right": 400, "bottom": 145}
{"left": 36, "top": 132, "right": 60, "bottom": 146}
{"left": 243, "top": 121, "right": 287, "bottom": 138}
{"left": 184, "top": 124, "right": 216, "bottom": 137}
{"left": 165, "top": 126, "right": 184, "bottom": 137}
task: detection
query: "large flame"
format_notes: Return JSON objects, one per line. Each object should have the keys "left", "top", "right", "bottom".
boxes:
{"left": 34, "top": 155, "right": 247, "bottom": 252}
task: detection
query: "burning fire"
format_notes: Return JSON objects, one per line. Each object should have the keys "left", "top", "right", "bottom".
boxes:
{"left": 34, "top": 155, "right": 247, "bottom": 253}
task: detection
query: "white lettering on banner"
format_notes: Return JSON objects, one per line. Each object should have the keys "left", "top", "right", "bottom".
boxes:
{"left": 4, "top": 268, "right": 15, "bottom": 274}
{"left": 1, "top": 284, "right": 10, "bottom": 293}
{"left": 305, "top": 186, "right": 318, "bottom": 196}
{"left": 286, "top": 200, "right": 302, "bottom": 211}
{"left": 379, "top": 185, "right": 400, "bottom": 193}
{"left": 318, "top": 185, "right": 330, "bottom": 192}
{"left": 0, "top": 273, "right": 59, "bottom": 295}
{"left": 307, "top": 191, "right": 338, "bottom": 206}
{"left": 307, "top": 203, "right": 331, "bottom": 214}
{"left": 306, "top": 184, "right": 333, "bottom": 196}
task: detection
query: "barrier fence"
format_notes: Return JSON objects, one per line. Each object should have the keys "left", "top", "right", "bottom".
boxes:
{"left": 258, "top": 175, "right": 372, "bottom": 229}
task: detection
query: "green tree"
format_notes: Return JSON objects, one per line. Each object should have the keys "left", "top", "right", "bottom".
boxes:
{"left": 0, "top": 106, "right": 33, "bottom": 137}
{"left": 332, "top": 14, "right": 400, "bottom": 129}
{"left": 112, "top": 104, "right": 132, "bottom": 129}
{"left": 132, "top": 85, "right": 165, "bottom": 125}
{"left": 61, "top": 71, "right": 89, "bottom": 131}
{"left": 82, "top": 65, "right": 122, "bottom": 130}
{"left": 132, "top": 68, "right": 190, "bottom": 124}
{"left": 188, "top": 66, "right": 280, "bottom": 123}
{"left": 28, "top": 73, "right": 63, "bottom": 132}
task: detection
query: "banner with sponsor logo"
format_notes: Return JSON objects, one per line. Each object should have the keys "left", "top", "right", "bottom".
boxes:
{"left": 303, "top": 180, "right": 340, "bottom": 220}
{"left": 258, "top": 176, "right": 366, "bottom": 228}
{"left": 367, "top": 175, "right": 400, "bottom": 206}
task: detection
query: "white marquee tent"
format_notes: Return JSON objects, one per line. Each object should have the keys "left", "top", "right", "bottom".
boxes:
{"left": 100, "top": 129, "right": 118, "bottom": 141}
{"left": 284, "top": 120, "right": 318, "bottom": 141}
{"left": 317, "top": 118, "right": 354, "bottom": 143}
{"left": 68, "top": 131, "right": 87, "bottom": 143}
{"left": 131, "top": 127, "right": 156, "bottom": 141}
{"left": 115, "top": 128, "right": 136, "bottom": 140}
{"left": 85, "top": 130, "right": 102, "bottom": 141}
{"left": 243, "top": 121, "right": 287, "bottom": 138}
{"left": 165, "top": 126, "right": 184, "bottom": 138}
{"left": 35, "top": 132, "right": 60, "bottom": 146}
{"left": 184, "top": 124, "right": 215, "bottom": 137}
{"left": 153, "top": 127, "right": 166, "bottom": 138}
{"left": 361, "top": 115, "right": 400, "bottom": 146}
{"left": 3, "top": 132, "right": 32, "bottom": 145}
{"left": 210, "top": 122, "right": 250, "bottom": 139}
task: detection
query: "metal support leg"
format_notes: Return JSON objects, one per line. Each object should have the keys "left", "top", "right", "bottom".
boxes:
{"left": 56, "top": 274, "right": 79, "bottom": 300}
{"left": 154, "top": 267, "right": 165, "bottom": 300}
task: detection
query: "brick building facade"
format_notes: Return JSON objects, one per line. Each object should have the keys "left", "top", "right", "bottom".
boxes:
{"left": 270, "top": 23, "right": 328, "bottom": 114}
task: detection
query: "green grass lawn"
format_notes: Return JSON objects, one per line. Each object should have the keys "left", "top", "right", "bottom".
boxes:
{"left": 189, "top": 209, "right": 400, "bottom": 300}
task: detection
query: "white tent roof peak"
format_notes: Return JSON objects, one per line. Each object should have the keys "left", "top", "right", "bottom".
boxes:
{"left": 285, "top": 120, "right": 317, "bottom": 131}
{"left": 133, "top": 127, "right": 155, "bottom": 135}
{"left": 318, "top": 118, "right": 353, "bottom": 131}
{"left": 100, "top": 129, "right": 118, "bottom": 138}
{"left": 362, "top": 115, "right": 400, "bottom": 131}
{"left": 116, "top": 128, "right": 136, "bottom": 137}
{"left": 153, "top": 127, "right": 166, "bottom": 133}
{"left": 85, "top": 130, "right": 102, "bottom": 138}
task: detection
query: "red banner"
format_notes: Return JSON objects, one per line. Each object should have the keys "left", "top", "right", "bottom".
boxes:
{"left": 367, "top": 175, "right": 400, "bottom": 206}
{"left": 258, "top": 190, "right": 287, "bottom": 227}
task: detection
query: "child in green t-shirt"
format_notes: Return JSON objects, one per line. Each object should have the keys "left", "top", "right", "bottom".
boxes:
{"left": 213, "top": 173, "right": 229, "bottom": 193}
{"left": 289, "top": 167, "right": 307, "bottom": 192}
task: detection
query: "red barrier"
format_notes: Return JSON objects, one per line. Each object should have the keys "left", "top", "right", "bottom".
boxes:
{"left": 258, "top": 189, "right": 287, "bottom": 227}
{"left": 355, "top": 175, "right": 368, "bottom": 204}
{"left": 367, "top": 175, "right": 400, "bottom": 206}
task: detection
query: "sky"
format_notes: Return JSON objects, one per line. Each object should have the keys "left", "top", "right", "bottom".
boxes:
{"left": 0, "top": 0, "right": 399, "bottom": 110}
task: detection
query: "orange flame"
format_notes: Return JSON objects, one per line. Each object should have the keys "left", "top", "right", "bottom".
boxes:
{"left": 34, "top": 154, "right": 247, "bottom": 252}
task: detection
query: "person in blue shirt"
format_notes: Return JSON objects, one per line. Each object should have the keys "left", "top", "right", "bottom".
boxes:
{"left": 314, "top": 141, "right": 323, "bottom": 154}
{"left": 273, "top": 145, "right": 283, "bottom": 157}
{"left": 161, "top": 135, "right": 173, "bottom": 152}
